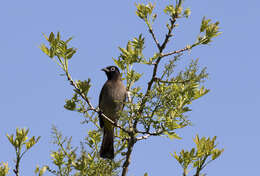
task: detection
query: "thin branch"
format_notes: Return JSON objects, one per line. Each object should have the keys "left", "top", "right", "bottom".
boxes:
{"left": 200, "top": 155, "right": 212, "bottom": 171}
{"left": 154, "top": 77, "right": 191, "bottom": 84}
{"left": 20, "top": 150, "right": 28, "bottom": 160}
{"left": 135, "top": 128, "right": 166, "bottom": 141}
{"left": 134, "top": 54, "right": 163, "bottom": 130}
{"left": 160, "top": 18, "right": 176, "bottom": 52}
{"left": 56, "top": 137, "right": 74, "bottom": 165}
{"left": 121, "top": 136, "right": 135, "bottom": 176}
{"left": 13, "top": 155, "right": 20, "bottom": 176}
{"left": 136, "top": 134, "right": 150, "bottom": 141}
{"left": 148, "top": 26, "right": 161, "bottom": 50}
{"left": 194, "top": 155, "right": 208, "bottom": 176}
{"left": 136, "top": 129, "right": 165, "bottom": 136}
{"left": 161, "top": 46, "right": 190, "bottom": 58}
{"left": 142, "top": 103, "right": 160, "bottom": 133}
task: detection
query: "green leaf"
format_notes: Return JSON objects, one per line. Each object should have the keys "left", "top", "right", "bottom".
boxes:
{"left": 48, "top": 32, "right": 55, "bottom": 43}
{"left": 65, "top": 37, "right": 73, "bottom": 44}
{"left": 135, "top": 3, "right": 154, "bottom": 20}
{"left": 164, "top": 5, "right": 175, "bottom": 16}
{"left": 164, "top": 131, "right": 182, "bottom": 140}
{"left": 57, "top": 32, "right": 60, "bottom": 41}
{"left": 212, "top": 148, "right": 224, "bottom": 160}
{"left": 113, "top": 57, "right": 125, "bottom": 70}
{"left": 184, "top": 8, "right": 191, "bottom": 18}
{"left": 197, "top": 17, "right": 221, "bottom": 45}
{"left": 43, "top": 33, "right": 49, "bottom": 41}
{"left": 194, "top": 135, "right": 199, "bottom": 145}
{"left": 64, "top": 99, "right": 76, "bottom": 111}
{"left": 49, "top": 47, "right": 54, "bottom": 58}
{"left": 76, "top": 79, "right": 91, "bottom": 95}
{"left": 0, "top": 162, "right": 9, "bottom": 176}
{"left": 66, "top": 48, "right": 77, "bottom": 59}
{"left": 40, "top": 44, "right": 50, "bottom": 56}
{"left": 6, "top": 134, "right": 15, "bottom": 146}
{"left": 35, "top": 165, "right": 47, "bottom": 176}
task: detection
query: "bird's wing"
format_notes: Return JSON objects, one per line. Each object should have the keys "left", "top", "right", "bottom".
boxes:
{"left": 98, "top": 84, "right": 105, "bottom": 128}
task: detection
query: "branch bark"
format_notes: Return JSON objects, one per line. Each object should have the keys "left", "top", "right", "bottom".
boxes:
{"left": 121, "top": 135, "right": 136, "bottom": 176}
{"left": 13, "top": 153, "right": 21, "bottom": 176}
{"left": 161, "top": 46, "right": 190, "bottom": 58}
{"left": 148, "top": 26, "right": 160, "bottom": 50}
{"left": 154, "top": 77, "right": 191, "bottom": 84}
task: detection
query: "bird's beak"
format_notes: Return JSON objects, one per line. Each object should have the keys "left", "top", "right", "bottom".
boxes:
{"left": 101, "top": 68, "right": 109, "bottom": 72}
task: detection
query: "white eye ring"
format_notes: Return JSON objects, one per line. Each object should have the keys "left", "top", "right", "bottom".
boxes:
{"left": 110, "top": 67, "right": 115, "bottom": 71}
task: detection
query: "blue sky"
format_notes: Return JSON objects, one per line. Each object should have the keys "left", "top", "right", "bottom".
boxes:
{"left": 0, "top": 0, "right": 259, "bottom": 175}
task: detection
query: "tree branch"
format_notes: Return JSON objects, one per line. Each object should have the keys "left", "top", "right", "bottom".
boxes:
{"left": 194, "top": 155, "right": 209, "bottom": 176}
{"left": 136, "top": 134, "right": 150, "bottom": 141}
{"left": 161, "top": 46, "right": 190, "bottom": 58}
{"left": 135, "top": 129, "right": 165, "bottom": 141}
{"left": 148, "top": 26, "right": 160, "bottom": 50}
{"left": 121, "top": 135, "right": 136, "bottom": 176}
{"left": 136, "top": 129, "right": 165, "bottom": 136}
{"left": 160, "top": 18, "right": 176, "bottom": 52}
{"left": 134, "top": 17, "right": 177, "bottom": 130}
{"left": 13, "top": 148, "right": 21, "bottom": 176}
{"left": 154, "top": 77, "right": 191, "bottom": 84}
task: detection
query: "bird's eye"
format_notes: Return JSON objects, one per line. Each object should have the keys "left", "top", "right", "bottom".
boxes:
{"left": 110, "top": 67, "right": 115, "bottom": 71}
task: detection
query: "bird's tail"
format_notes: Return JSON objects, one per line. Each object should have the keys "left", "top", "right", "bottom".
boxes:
{"left": 100, "top": 126, "right": 114, "bottom": 159}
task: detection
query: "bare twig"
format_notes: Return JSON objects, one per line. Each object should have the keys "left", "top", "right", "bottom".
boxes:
{"left": 160, "top": 18, "right": 176, "bottom": 52}
{"left": 154, "top": 77, "right": 191, "bottom": 84}
{"left": 194, "top": 155, "right": 208, "bottom": 176}
{"left": 122, "top": 135, "right": 136, "bottom": 176}
{"left": 161, "top": 46, "right": 190, "bottom": 58}
{"left": 13, "top": 148, "right": 22, "bottom": 176}
{"left": 135, "top": 129, "right": 166, "bottom": 141}
{"left": 136, "top": 134, "right": 150, "bottom": 141}
{"left": 13, "top": 156, "right": 20, "bottom": 176}
{"left": 148, "top": 27, "right": 160, "bottom": 50}
{"left": 136, "top": 130, "right": 165, "bottom": 136}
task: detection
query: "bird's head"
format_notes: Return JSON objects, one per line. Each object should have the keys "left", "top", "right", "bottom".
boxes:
{"left": 101, "top": 66, "right": 121, "bottom": 80}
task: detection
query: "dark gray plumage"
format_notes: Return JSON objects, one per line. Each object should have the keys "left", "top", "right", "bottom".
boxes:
{"left": 99, "top": 66, "right": 126, "bottom": 159}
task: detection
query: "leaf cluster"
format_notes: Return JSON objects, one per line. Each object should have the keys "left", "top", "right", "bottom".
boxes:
{"left": 135, "top": 3, "right": 154, "bottom": 22}
{"left": 35, "top": 127, "right": 121, "bottom": 176}
{"left": 195, "top": 17, "right": 221, "bottom": 46}
{"left": 40, "top": 32, "right": 77, "bottom": 72}
{"left": 0, "top": 162, "right": 9, "bottom": 176}
{"left": 6, "top": 128, "right": 40, "bottom": 161}
{"left": 0, "top": 128, "right": 40, "bottom": 176}
{"left": 164, "top": 0, "right": 190, "bottom": 18}
{"left": 113, "top": 35, "right": 145, "bottom": 90}
{"left": 39, "top": 0, "right": 223, "bottom": 175}
{"left": 173, "top": 135, "right": 224, "bottom": 176}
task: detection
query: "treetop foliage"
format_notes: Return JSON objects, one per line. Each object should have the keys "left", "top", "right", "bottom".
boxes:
{"left": 1, "top": 1, "right": 223, "bottom": 176}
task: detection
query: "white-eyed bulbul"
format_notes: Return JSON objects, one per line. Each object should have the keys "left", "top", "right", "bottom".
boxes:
{"left": 99, "top": 66, "right": 126, "bottom": 159}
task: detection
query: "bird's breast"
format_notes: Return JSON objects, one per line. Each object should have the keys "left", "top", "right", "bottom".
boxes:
{"left": 100, "top": 80, "right": 126, "bottom": 119}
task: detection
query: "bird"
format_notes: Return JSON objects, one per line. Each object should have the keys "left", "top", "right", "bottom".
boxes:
{"left": 99, "top": 66, "right": 126, "bottom": 159}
